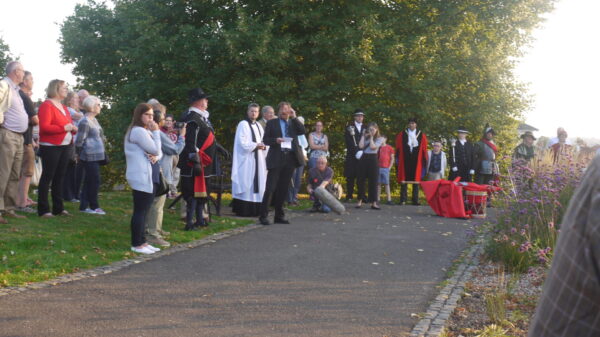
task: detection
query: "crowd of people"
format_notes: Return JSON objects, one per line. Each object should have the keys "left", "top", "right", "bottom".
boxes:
{"left": 0, "top": 62, "right": 106, "bottom": 226}
{"left": 0, "top": 60, "right": 571, "bottom": 255}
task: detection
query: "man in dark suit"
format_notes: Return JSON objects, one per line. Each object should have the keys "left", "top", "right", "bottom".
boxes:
{"left": 343, "top": 109, "right": 365, "bottom": 201}
{"left": 259, "top": 101, "right": 306, "bottom": 225}
{"left": 448, "top": 126, "right": 475, "bottom": 182}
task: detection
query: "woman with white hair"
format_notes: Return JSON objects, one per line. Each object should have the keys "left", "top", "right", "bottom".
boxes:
{"left": 74, "top": 95, "right": 107, "bottom": 215}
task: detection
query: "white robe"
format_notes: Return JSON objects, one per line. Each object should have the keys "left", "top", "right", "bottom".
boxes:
{"left": 231, "top": 120, "right": 267, "bottom": 202}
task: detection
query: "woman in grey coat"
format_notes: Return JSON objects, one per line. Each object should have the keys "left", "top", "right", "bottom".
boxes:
{"left": 145, "top": 103, "right": 186, "bottom": 247}
{"left": 75, "top": 96, "right": 106, "bottom": 215}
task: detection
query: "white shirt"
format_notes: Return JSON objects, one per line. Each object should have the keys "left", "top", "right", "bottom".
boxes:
{"left": 354, "top": 121, "right": 362, "bottom": 133}
{"left": 3, "top": 77, "right": 28, "bottom": 133}
{"left": 407, "top": 128, "right": 419, "bottom": 151}
{"left": 189, "top": 106, "right": 209, "bottom": 120}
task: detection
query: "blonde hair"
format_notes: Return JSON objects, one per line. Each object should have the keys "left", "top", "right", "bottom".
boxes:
{"left": 63, "top": 91, "right": 78, "bottom": 107}
{"left": 46, "top": 79, "right": 66, "bottom": 99}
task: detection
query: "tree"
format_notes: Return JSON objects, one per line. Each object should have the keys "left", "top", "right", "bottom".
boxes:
{"left": 60, "top": 0, "right": 556, "bottom": 187}
{"left": 0, "top": 36, "right": 14, "bottom": 73}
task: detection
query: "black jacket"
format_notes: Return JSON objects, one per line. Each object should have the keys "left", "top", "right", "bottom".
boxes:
{"left": 343, "top": 122, "right": 363, "bottom": 177}
{"left": 263, "top": 117, "right": 306, "bottom": 170}
{"left": 177, "top": 110, "right": 217, "bottom": 177}
{"left": 448, "top": 140, "right": 475, "bottom": 181}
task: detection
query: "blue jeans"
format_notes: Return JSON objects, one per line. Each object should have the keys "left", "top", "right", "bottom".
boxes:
{"left": 80, "top": 161, "right": 101, "bottom": 210}
{"left": 287, "top": 165, "right": 304, "bottom": 203}
{"left": 307, "top": 157, "right": 317, "bottom": 170}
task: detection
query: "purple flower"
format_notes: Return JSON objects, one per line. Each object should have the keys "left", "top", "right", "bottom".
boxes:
{"left": 519, "top": 241, "right": 532, "bottom": 253}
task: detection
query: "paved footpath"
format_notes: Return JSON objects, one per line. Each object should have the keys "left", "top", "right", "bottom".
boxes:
{"left": 0, "top": 204, "right": 475, "bottom": 337}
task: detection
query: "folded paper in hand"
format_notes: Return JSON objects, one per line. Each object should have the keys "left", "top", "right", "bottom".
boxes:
{"left": 281, "top": 137, "right": 293, "bottom": 150}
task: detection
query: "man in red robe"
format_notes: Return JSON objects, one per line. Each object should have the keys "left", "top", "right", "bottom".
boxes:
{"left": 396, "top": 118, "right": 428, "bottom": 205}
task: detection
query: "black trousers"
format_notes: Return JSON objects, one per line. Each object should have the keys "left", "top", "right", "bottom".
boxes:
{"left": 260, "top": 153, "right": 296, "bottom": 220}
{"left": 181, "top": 176, "right": 206, "bottom": 226}
{"left": 475, "top": 173, "right": 493, "bottom": 185}
{"left": 344, "top": 157, "right": 359, "bottom": 199}
{"left": 400, "top": 183, "right": 420, "bottom": 204}
{"left": 62, "top": 144, "right": 83, "bottom": 201}
{"left": 37, "top": 145, "right": 71, "bottom": 215}
{"left": 131, "top": 187, "right": 155, "bottom": 247}
{"left": 357, "top": 153, "right": 379, "bottom": 203}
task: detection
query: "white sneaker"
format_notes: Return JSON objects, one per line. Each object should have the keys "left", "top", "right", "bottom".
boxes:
{"left": 92, "top": 208, "right": 106, "bottom": 215}
{"left": 145, "top": 244, "right": 161, "bottom": 252}
{"left": 81, "top": 208, "right": 95, "bottom": 214}
{"left": 131, "top": 246, "right": 155, "bottom": 254}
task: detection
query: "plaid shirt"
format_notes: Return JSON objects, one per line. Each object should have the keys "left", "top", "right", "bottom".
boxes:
{"left": 528, "top": 156, "right": 600, "bottom": 337}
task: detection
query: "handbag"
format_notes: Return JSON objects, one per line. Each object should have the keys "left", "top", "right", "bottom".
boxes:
{"left": 31, "top": 156, "right": 42, "bottom": 186}
{"left": 99, "top": 153, "right": 110, "bottom": 166}
{"left": 156, "top": 170, "right": 169, "bottom": 196}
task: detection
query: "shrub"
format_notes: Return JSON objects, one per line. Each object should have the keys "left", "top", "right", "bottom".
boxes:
{"left": 485, "top": 148, "right": 592, "bottom": 272}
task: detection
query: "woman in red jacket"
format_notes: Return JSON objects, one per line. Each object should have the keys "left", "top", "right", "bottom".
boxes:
{"left": 37, "top": 80, "right": 77, "bottom": 217}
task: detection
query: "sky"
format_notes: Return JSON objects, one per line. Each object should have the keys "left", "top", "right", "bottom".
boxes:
{"left": 516, "top": 0, "right": 600, "bottom": 139}
{"left": 1, "top": 0, "right": 597, "bottom": 139}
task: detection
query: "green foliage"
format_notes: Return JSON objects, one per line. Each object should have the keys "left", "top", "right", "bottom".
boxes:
{"left": 0, "top": 36, "right": 14, "bottom": 72}
{"left": 60, "top": 0, "right": 556, "bottom": 186}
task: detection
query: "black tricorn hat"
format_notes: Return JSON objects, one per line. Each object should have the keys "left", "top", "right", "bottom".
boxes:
{"left": 520, "top": 131, "right": 536, "bottom": 140}
{"left": 353, "top": 109, "right": 365, "bottom": 116}
{"left": 483, "top": 123, "right": 496, "bottom": 136}
{"left": 457, "top": 126, "right": 470, "bottom": 134}
{"left": 188, "top": 88, "right": 210, "bottom": 104}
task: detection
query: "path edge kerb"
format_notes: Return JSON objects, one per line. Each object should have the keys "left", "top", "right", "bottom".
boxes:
{"left": 410, "top": 234, "right": 485, "bottom": 337}
{"left": 0, "top": 223, "right": 262, "bottom": 297}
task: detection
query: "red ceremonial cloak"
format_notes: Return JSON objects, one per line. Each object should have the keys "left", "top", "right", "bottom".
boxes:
{"left": 395, "top": 130, "right": 428, "bottom": 183}
{"left": 193, "top": 132, "right": 215, "bottom": 198}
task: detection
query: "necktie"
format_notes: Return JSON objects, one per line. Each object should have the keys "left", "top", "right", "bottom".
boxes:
{"left": 285, "top": 120, "right": 290, "bottom": 138}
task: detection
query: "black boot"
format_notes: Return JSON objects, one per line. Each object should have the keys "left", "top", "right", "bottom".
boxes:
{"left": 400, "top": 184, "right": 408, "bottom": 205}
{"left": 194, "top": 201, "right": 208, "bottom": 227}
{"left": 412, "top": 184, "right": 420, "bottom": 205}
{"left": 184, "top": 198, "right": 198, "bottom": 231}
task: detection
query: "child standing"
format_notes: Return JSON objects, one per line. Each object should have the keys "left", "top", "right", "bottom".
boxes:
{"left": 377, "top": 138, "right": 394, "bottom": 205}
{"left": 426, "top": 141, "right": 447, "bottom": 180}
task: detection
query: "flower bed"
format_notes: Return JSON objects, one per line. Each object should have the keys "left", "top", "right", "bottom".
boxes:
{"left": 439, "top": 148, "right": 595, "bottom": 336}
{"left": 485, "top": 149, "right": 591, "bottom": 272}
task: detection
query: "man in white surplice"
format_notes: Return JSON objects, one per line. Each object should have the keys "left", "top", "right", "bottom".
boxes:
{"left": 231, "top": 103, "right": 267, "bottom": 216}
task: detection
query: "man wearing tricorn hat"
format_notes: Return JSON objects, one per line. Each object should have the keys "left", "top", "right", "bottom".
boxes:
{"left": 448, "top": 126, "right": 475, "bottom": 182}
{"left": 343, "top": 109, "right": 365, "bottom": 201}
{"left": 473, "top": 124, "right": 498, "bottom": 186}
{"left": 513, "top": 131, "right": 536, "bottom": 162}
{"left": 178, "top": 88, "right": 218, "bottom": 230}
{"left": 395, "top": 117, "right": 428, "bottom": 205}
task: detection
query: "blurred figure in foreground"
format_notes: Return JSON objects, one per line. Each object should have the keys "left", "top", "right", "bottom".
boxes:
{"left": 528, "top": 155, "right": 600, "bottom": 336}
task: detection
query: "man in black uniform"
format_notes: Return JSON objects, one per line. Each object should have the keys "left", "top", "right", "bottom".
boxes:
{"left": 343, "top": 109, "right": 365, "bottom": 201}
{"left": 259, "top": 102, "right": 306, "bottom": 226}
{"left": 448, "top": 126, "right": 475, "bottom": 182}
{"left": 178, "top": 88, "right": 218, "bottom": 230}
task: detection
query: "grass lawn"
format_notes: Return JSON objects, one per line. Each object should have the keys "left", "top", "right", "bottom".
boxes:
{"left": 0, "top": 191, "right": 255, "bottom": 287}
